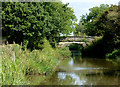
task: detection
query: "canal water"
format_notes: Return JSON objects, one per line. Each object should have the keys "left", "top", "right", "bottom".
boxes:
{"left": 28, "top": 51, "right": 120, "bottom": 85}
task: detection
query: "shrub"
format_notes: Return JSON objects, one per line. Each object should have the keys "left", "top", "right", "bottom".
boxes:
{"left": 106, "top": 49, "right": 120, "bottom": 59}
{"left": 83, "top": 37, "right": 105, "bottom": 57}
{"left": 56, "top": 47, "right": 71, "bottom": 59}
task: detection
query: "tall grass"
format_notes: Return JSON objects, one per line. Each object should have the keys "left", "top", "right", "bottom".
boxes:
{"left": 1, "top": 44, "right": 28, "bottom": 85}
{"left": 0, "top": 46, "right": 2, "bottom": 86}
{"left": 1, "top": 39, "right": 71, "bottom": 85}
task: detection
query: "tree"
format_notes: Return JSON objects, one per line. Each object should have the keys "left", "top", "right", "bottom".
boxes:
{"left": 2, "top": 2, "right": 77, "bottom": 49}
{"left": 93, "top": 5, "right": 120, "bottom": 49}
{"left": 80, "top": 4, "right": 109, "bottom": 36}
{"left": 74, "top": 22, "right": 86, "bottom": 36}
{"left": 82, "top": 4, "right": 120, "bottom": 57}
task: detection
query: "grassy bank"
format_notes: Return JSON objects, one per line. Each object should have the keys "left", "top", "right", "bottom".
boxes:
{"left": 1, "top": 39, "right": 71, "bottom": 85}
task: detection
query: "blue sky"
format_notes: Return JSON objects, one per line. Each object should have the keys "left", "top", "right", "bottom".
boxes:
{"left": 62, "top": 0, "right": 120, "bottom": 23}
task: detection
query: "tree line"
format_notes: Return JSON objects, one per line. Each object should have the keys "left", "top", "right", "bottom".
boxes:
{"left": 2, "top": 1, "right": 77, "bottom": 50}
{"left": 75, "top": 3, "right": 120, "bottom": 57}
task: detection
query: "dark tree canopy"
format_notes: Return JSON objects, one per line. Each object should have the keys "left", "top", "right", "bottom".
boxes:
{"left": 93, "top": 5, "right": 120, "bottom": 49}
{"left": 2, "top": 2, "right": 77, "bottom": 49}
{"left": 79, "top": 4, "right": 120, "bottom": 57}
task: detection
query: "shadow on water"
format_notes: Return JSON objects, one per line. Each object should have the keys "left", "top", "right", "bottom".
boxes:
{"left": 28, "top": 51, "right": 120, "bottom": 85}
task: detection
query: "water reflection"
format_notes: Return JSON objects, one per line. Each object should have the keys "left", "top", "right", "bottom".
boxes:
{"left": 73, "top": 67, "right": 105, "bottom": 70}
{"left": 58, "top": 72, "right": 86, "bottom": 85}
{"left": 28, "top": 51, "right": 120, "bottom": 85}
{"left": 68, "top": 58, "right": 74, "bottom": 66}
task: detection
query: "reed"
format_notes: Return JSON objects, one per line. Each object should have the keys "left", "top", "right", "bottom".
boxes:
{"left": 1, "top": 39, "right": 71, "bottom": 85}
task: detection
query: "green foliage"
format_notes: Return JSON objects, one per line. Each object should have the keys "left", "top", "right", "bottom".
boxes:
{"left": 93, "top": 5, "right": 120, "bottom": 50}
{"left": 2, "top": 2, "right": 77, "bottom": 49}
{"left": 56, "top": 47, "right": 71, "bottom": 58}
{"left": 80, "top": 4, "right": 109, "bottom": 36}
{"left": 69, "top": 43, "right": 82, "bottom": 51}
{"left": 106, "top": 49, "right": 120, "bottom": 59}
{"left": 80, "top": 4, "right": 120, "bottom": 57}
{"left": 1, "top": 44, "right": 28, "bottom": 85}
{"left": 1, "top": 40, "right": 71, "bottom": 85}
{"left": 83, "top": 37, "right": 106, "bottom": 57}
{"left": 74, "top": 22, "right": 86, "bottom": 36}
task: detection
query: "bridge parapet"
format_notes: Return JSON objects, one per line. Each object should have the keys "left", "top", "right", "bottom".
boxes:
{"left": 60, "top": 36, "right": 100, "bottom": 42}
{"left": 58, "top": 36, "right": 101, "bottom": 48}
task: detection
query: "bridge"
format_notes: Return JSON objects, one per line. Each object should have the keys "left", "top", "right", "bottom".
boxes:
{"left": 58, "top": 36, "right": 100, "bottom": 47}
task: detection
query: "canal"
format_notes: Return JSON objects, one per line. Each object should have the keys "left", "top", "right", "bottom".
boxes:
{"left": 28, "top": 51, "right": 120, "bottom": 85}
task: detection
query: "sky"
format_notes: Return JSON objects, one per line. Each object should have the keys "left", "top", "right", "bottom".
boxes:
{"left": 61, "top": 0, "right": 120, "bottom": 23}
